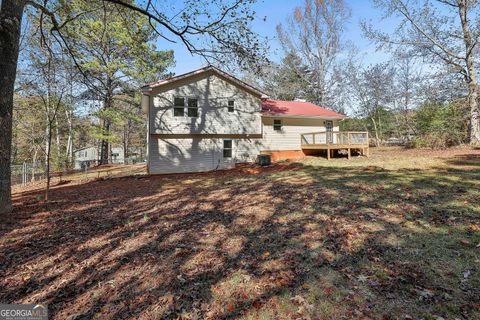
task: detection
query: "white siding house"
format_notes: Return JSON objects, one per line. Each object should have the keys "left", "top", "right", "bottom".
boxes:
{"left": 74, "top": 146, "right": 125, "bottom": 169}
{"left": 141, "top": 66, "right": 347, "bottom": 174}
{"left": 74, "top": 146, "right": 98, "bottom": 169}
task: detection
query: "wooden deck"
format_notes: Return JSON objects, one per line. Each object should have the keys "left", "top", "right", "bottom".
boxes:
{"left": 301, "top": 131, "right": 369, "bottom": 160}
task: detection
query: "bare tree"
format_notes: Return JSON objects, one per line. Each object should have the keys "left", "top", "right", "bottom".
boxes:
{"left": 349, "top": 63, "right": 396, "bottom": 146}
{"left": 41, "top": 89, "right": 64, "bottom": 201}
{"left": 0, "top": 0, "right": 267, "bottom": 214}
{"left": 391, "top": 54, "right": 425, "bottom": 141}
{"left": 276, "top": 0, "right": 352, "bottom": 111}
{"left": 22, "top": 19, "right": 68, "bottom": 200}
{"left": 363, "top": 0, "right": 480, "bottom": 145}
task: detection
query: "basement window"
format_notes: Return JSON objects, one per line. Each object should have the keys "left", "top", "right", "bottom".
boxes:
{"left": 273, "top": 119, "right": 282, "bottom": 131}
{"left": 223, "top": 140, "right": 232, "bottom": 158}
{"left": 188, "top": 98, "right": 198, "bottom": 117}
{"left": 173, "top": 97, "right": 185, "bottom": 117}
{"left": 228, "top": 100, "right": 235, "bottom": 112}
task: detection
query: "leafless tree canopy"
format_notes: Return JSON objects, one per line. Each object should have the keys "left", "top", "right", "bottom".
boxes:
{"left": 276, "top": 0, "right": 351, "bottom": 111}
{"left": 362, "top": 0, "right": 480, "bottom": 144}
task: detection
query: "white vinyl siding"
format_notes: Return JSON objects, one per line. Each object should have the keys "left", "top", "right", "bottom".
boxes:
{"left": 74, "top": 147, "right": 98, "bottom": 161}
{"left": 147, "top": 118, "right": 339, "bottom": 174}
{"left": 261, "top": 117, "right": 339, "bottom": 151}
{"left": 149, "top": 138, "right": 236, "bottom": 174}
{"left": 235, "top": 139, "right": 263, "bottom": 162}
{"left": 145, "top": 70, "right": 345, "bottom": 173}
{"left": 149, "top": 72, "right": 262, "bottom": 135}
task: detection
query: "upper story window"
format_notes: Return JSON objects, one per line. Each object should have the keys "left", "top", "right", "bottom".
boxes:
{"left": 173, "top": 97, "right": 185, "bottom": 117}
{"left": 228, "top": 100, "right": 235, "bottom": 112}
{"left": 173, "top": 97, "right": 198, "bottom": 117}
{"left": 273, "top": 119, "right": 282, "bottom": 131}
{"left": 188, "top": 98, "right": 198, "bottom": 117}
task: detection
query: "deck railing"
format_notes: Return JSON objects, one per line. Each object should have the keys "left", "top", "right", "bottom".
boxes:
{"left": 301, "top": 131, "right": 369, "bottom": 147}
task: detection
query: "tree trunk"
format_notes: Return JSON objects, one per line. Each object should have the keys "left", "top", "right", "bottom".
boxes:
{"left": 371, "top": 116, "right": 380, "bottom": 147}
{"left": 31, "top": 148, "right": 38, "bottom": 182}
{"left": 123, "top": 119, "right": 131, "bottom": 159}
{"left": 458, "top": 0, "right": 480, "bottom": 145}
{"left": 0, "top": 0, "right": 26, "bottom": 214}
{"left": 100, "top": 78, "right": 113, "bottom": 165}
{"left": 45, "top": 121, "right": 50, "bottom": 167}
{"left": 65, "top": 108, "right": 73, "bottom": 168}
{"left": 466, "top": 79, "right": 479, "bottom": 145}
{"left": 55, "top": 116, "right": 61, "bottom": 166}
{"left": 100, "top": 119, "right": 110, "bottom": 165}
{"left": 65, "top": 63, "right": 74, "bottom": 168}
{"left": 45, "top": 126, "right": 52, "bottom": 201}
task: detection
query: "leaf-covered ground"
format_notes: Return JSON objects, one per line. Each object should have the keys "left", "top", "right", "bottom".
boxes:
{"left": 2, "top": 147, "right": 480, "bottom": 319}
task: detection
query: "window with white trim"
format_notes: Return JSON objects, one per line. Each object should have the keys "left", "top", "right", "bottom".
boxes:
{"left": 223, "top": 140, "right": 232, "bottom": 158}
{"left": 173, "top": 97, "right": 185, "bottom": 117}
{"left": 273, "top": 119, "right": 282, "bottom": 131}
{"left": 188, "top": 98, "right": 198, "bottom": 117}
{"left": 227, "top": 100, "right": 235, "bottom": 112}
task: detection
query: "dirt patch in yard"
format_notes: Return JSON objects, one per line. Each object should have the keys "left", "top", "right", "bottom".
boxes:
{"left": 1, "top": 147, "right": 480, "bottom": 319}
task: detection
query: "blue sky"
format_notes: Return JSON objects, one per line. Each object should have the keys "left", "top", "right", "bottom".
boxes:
{"left": 160, "top": 0, "right": 394, "bottom": 75}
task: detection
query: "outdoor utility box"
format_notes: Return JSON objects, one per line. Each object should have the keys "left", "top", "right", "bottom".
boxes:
{"left": 257, "top": 154, "right": 271, "bottom": 166}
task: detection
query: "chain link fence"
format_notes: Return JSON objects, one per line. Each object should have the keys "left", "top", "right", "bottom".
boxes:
{"left": 11, "top": 162, "right": 47, "bottom": 186}
{"left": 12, "top": 157, "right": 146, "bottom": 187}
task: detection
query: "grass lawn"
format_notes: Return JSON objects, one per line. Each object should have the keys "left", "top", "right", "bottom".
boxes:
{"left": 1, "top": 147, "right": 480, "bottom": 319}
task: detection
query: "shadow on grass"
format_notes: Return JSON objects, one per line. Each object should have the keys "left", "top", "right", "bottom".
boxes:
{"left": 443, "top": 154, "right": 480, "bottom": 167}
{"left": 1, "top": 155, "right": 479, "bottom": 319}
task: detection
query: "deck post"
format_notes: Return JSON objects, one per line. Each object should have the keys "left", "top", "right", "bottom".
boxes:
{"left": 327, "top": 147, "right": 330, "bottom": 160}
{"left": 348, "top": 148, "right": 351, "bottom": 160}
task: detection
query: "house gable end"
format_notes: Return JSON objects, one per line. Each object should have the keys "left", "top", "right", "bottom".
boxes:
{"left": 148, "top": 71, "right": 262, "bottom": 135}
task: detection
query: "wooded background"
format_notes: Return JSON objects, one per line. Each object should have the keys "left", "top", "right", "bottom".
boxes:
{"left": 1, "top": 0, "right": 480, "bottom": 213}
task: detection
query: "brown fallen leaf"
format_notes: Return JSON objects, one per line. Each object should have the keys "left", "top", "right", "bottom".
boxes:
{"left": 226, "top": 302, "right": 235, "bottom": 313}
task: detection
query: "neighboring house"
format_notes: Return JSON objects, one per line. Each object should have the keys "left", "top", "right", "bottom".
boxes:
{"left": 110, "top": 147, "right": 125, "bottom": 164}
{"left": 74, "top": 146, "right": 125, "bottom": 169}
{"left": 74, "top": 146, "right": 98, "bottom": 169}
{"left": 141, "top": 66, "right": 366, "bottom": 175}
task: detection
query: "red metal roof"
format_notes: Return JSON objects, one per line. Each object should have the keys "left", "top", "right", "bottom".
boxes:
{"left": 261, "top": 99, "right": 345, "bottom": 118}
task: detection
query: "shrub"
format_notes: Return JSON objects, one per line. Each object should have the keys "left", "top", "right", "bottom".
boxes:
{"left": 413, "top": 102, "right": 468, "bottom": 148}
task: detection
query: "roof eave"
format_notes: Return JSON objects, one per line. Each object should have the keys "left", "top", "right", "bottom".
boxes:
{"left": 141, "top": 65, "right": 267, "bottom": 98}
{"left": 261, "top": 114, "right": 347, "bottom": 120}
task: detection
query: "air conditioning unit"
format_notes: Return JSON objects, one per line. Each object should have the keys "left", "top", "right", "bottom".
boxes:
{"left": 256, "top": 154, "right": 271, "bottom": 166}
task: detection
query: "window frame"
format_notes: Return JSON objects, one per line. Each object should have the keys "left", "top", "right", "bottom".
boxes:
{"left": 227, "top": 100, "right": 235, "bottom": 113}
{"left": 223, "top": 139, "right": 233, "bottom": 159}
{"left": 187, "top": 97, "right": 199, "bottom": 117}
{"left": 173, "top": 96, "right": 185, "bottom": 117}
{"left": 273, "top": 119, "right": 282, "bottom": 131}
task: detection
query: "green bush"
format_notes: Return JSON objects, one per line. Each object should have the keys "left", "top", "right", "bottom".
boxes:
{"left": 413, "top": 102, "right": 468, "bottom": 148}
